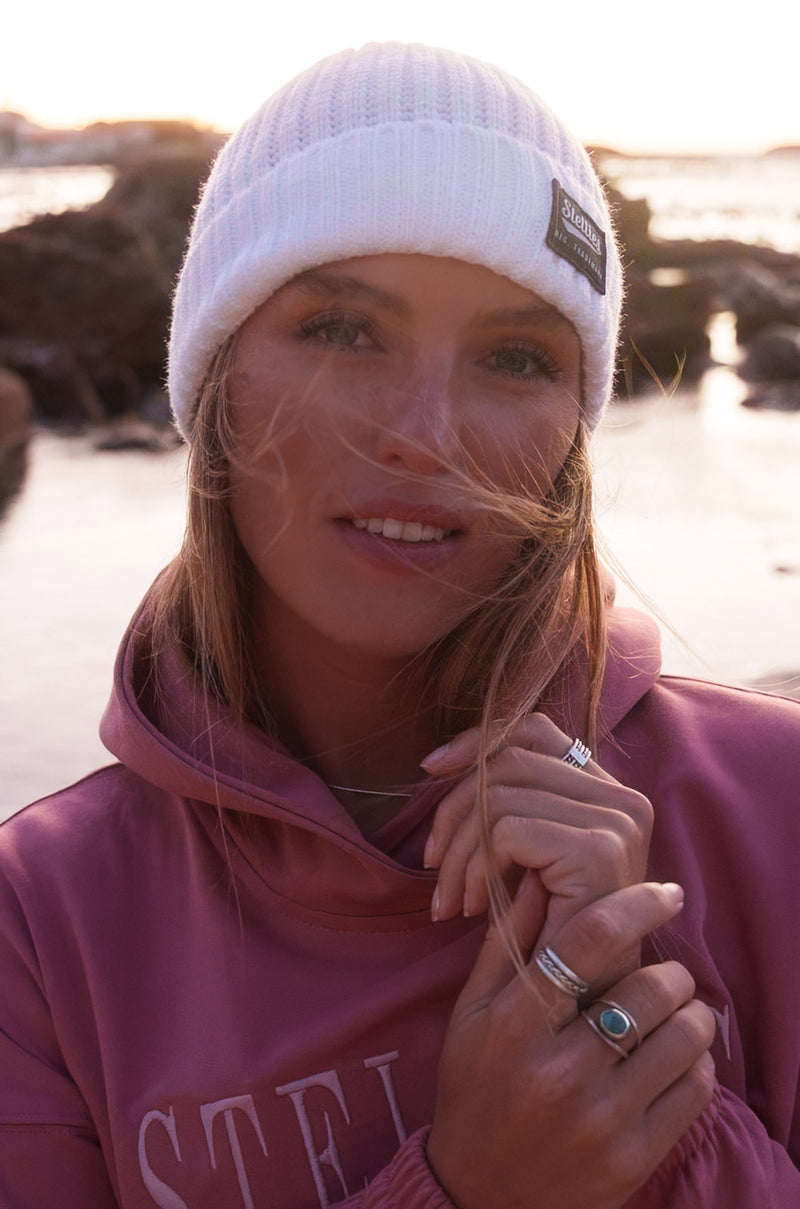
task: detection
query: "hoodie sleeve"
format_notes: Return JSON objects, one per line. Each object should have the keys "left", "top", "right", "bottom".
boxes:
{"left": 341, "top": 1127, "right": 455, "bottom": 1209}
{"left": 625, "top": 1086, "right": 800, "bottom": 1208}
{"left": 0, "top": 888, "right": 120, "bottom": 1207}
{"left": 346, "top": 1087, "right": 800, "bottom": 1209}
{"left": 335, "top": 1084, "right": 800, "bottom": 1209}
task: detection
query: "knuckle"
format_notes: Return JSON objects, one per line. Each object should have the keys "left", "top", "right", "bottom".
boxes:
{"left": 571, "top": 900, "right": 624, "bottom": 952}
{"left": 663, "top": 961, "right": 697, "bottom": 1003}
{"left": 582, "top": 1091, "right": 625, "bottom": 1145}
{"left": 587, "top": 828, "right": 631, "bottom": 881}
{"left": 638, "top": 960, "right": 696, "bottom": 1009}
{"left": 616, "top": 803, "right": 651, "bottom": 852}
{"left": 490, "top": 813, "right": 517, "bottom": 847}
{"left": 499, "top": 745, "right": 533, "bottom": 779}
{"left": 671, "top": 1003, "right": 714, "bottom": 1054}
{"left": 490, "top": 808, "right": 537, "bottom": 846}
{"left": 522, "top": 712, "right": 557, "bottom": 743}
{"left": 620, "top": 787, "right": 654, "bottom": 831}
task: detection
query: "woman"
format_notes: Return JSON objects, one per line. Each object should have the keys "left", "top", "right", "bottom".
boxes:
{"left": 1, "top": 42, "right": 799, "bottom": 1208}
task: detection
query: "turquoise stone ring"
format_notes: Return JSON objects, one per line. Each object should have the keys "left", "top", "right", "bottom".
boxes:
{"left": 581, "top": 998, "right": 641, "bottom": 1058}
{"left": 599, "top": 1007, "right": 632, "bottom": 1039}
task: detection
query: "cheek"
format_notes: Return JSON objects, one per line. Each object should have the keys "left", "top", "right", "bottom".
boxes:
{"left": 228, "top": 416, "right": 340, "bottom": 569}
{"left": 469, "top": 392, "right": 580, "bottom": 496}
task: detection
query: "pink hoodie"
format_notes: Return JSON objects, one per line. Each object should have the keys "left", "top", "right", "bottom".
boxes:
{"left": 1, "top": 598, "right": 799, "bottom": 1207}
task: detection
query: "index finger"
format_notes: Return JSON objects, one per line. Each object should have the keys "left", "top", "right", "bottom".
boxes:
{"left": 421, "top": 712, "right": 614, "bottom": 783}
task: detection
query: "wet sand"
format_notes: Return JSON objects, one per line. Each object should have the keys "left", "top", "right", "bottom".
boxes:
{"left": 594, "top": 364, "right": 800, "bottom": 691}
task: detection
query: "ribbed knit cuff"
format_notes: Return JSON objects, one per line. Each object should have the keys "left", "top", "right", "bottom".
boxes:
{"left": 363, "top": 1126, "right": 456, "bottom": 1208}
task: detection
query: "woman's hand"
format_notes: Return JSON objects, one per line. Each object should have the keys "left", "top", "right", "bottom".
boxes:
{"left": 423, "top": 713, "right": 652, "bottom": 953}
{"left": 427, "top": 881, "right": 716, "bottom": 1209}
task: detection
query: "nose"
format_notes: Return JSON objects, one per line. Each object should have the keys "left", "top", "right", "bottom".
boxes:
{"left": 372, "top": 362, "right": 461, "bottom": 474}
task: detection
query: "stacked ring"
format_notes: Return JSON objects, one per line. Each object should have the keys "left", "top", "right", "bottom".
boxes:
{"left": 581, "top": 999, "right": 641, "bottom": 1059}
{"left": 562, "top": 738, "right": 592, "bottom": 768}
{"left": 534, "top": 946, "right": 589, "bottom": 998}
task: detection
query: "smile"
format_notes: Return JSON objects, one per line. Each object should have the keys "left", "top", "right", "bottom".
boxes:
{"left": 351, "top": 518, "right": 451, "bottom": 543}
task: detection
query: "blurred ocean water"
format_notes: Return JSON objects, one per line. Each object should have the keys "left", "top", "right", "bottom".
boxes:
{"left": 602, "top": 152, "right": 800, "bottom": 254}
{"left": 0, "top": 164, "right": 114, "bottom": 232}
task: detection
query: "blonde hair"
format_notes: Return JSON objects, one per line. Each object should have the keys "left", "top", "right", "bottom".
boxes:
{"left": 148, "top": 335, "right": 606, "bottom": 948}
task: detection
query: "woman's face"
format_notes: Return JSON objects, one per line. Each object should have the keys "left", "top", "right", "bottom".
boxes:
{"left": 227, "top": 253, "right": 582, "bottom": 663}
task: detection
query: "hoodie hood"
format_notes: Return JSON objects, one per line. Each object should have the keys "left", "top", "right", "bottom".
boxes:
{"left": 98, "top": 587, "right": 662, "bottom": 915}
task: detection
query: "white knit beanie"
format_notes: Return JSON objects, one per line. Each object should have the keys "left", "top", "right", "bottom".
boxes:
{"left": 169, "top": 42, "right": 622, "bottom": 437}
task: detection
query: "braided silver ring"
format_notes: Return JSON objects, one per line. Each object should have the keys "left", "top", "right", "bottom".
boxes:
{"left": 534, "top": 945, "right": 589, "bottom": 998}
{"left": 562, "top": 738, "right": 592, "bottom": 768}
{"left": 581, "top": 999, "right": 641, "bottom": 1059}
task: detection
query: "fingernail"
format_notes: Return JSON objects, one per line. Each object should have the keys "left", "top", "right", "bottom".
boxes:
{"left": 462, "top": 890, "right": 473, "bottom": 917}
{"left": 420, "top": 742, "right": 451, "bottom": 770}
{"left": 662, "top": 882, "right": 685, "bottom": 906}
{"left": 423, "top": 832, "right": 437, "bottom": 868}
{"left": 431, "top": 887, "right": 440, "bottom": 922}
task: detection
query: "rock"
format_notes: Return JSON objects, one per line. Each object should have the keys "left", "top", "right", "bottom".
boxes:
{"left": 137, "top": 388, "right": 174, "bottom": 428}
{"left": 623, "top": 235, "right": 800, "bottom": 279}
{"left": 603, "top": 181, "right": 653, "bottom": 260}
{"left": 94, "top": 419, "right": 180, "bottom": 452}
{"left": 95, "top": 155, "right": 213, "bottom": 279}
{"left": 0, "top": 366, "right": 33, "bottom": 519}
{"left": 0, "top": 154, "right": 213, "bottom": 429}
{"left": 0, "top": 208, "right": 170, "bottom": 381}
{"left": 0, "top": 337, "right": 108, "bottom": 427}
{"left": 708, "top": 261, "right": 800, "bottom": 344}
{"left": 739, "top": 325, "right": 800, "bottom": 382}
{"left": 615, "top": 273, "right": 713, "bottom": 395}
{"left": 600, "top": 162, "right": 800, "bottom": 393}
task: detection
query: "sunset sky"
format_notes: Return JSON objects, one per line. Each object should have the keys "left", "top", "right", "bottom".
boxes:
{"left": 4, "top": 0, "right": 799, "bottom": 154}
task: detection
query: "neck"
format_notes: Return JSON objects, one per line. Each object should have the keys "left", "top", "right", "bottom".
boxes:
{"left": 251, "top": 607, "right": 440, "bottom": 796}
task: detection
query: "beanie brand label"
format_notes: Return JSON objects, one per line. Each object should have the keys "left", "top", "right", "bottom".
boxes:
{"left": 546, "top": 180, "right": 607, "bottom": 295}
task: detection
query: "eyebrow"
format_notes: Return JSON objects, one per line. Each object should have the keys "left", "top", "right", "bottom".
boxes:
{"left": 288, "top": 268, "right": 574, "bottom": 333}
{"left": 475, "top": 303, "right": 574, "bottom": 331}
{"left": 289, "top": 269, "right": 412, "bottom": 318}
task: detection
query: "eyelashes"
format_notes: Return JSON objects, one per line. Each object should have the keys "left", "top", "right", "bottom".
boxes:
{"left": 297, "top": 310, "right": 562, "bottom": 383}
{"left": 297, "top": 310, "right": 379, "bottom": 350}
{"left": 482, "top": 341, "right": 561, "bottom": 383}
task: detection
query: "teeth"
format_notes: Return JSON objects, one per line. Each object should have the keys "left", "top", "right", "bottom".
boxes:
{"left": 352, "top": 517, "right": 449, "bottom": 542}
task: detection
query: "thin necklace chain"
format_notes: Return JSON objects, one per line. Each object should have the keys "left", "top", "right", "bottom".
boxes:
{"left": 328, "top": 783, "right": 413, "bottom": 798}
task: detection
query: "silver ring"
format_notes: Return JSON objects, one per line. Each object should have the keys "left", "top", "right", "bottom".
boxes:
{"left": 534, "top": 945, "right": 589, "bottom": 998}
{"left": 581, "top": 999, "right": 641, "bottom": 1059}
{"left": 562, "top": 738, "right": 591, "bottom": 768}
